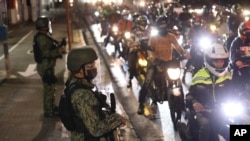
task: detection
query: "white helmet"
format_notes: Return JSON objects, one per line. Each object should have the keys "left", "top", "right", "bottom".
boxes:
{"left": 204, "top": 43, "right": 229, "bottom": 76}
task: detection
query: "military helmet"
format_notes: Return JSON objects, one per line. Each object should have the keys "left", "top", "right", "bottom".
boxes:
{"left": 35, "top": 16, "right": 51, "bottom": 30}
{"left": 67, "top": 47, "right": 98, "bottom": 71}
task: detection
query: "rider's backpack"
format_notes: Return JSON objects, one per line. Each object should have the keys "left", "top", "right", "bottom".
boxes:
{"left": 58, "top": 80, "right": 85, "bottom": 132}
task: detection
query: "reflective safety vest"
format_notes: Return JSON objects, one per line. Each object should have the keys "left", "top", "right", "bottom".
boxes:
{"left": 190, "top": 68, "right": 232, "bottom": 86}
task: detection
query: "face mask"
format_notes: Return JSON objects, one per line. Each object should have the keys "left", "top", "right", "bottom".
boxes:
{"left": 85, "top": 68, "right": 97, "bottom": 80}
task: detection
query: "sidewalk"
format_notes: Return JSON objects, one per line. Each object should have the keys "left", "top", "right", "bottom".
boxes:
{"left": 0, "top": 8, "right": 84, "bottom": 141}
{"left": 0, "top": 7, "right": 138, "bottom": 141}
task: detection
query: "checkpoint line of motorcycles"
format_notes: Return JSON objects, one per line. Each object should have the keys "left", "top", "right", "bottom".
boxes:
{"left": 88, "top": 3, "right": 250, "bottom": 141}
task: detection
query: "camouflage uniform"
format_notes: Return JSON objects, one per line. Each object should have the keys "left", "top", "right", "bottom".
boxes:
{"left": 34, "top": 31, "right": 63, "bottom": 117}
{"left": 69, "top": 77, "right": 122, "bottom": 141}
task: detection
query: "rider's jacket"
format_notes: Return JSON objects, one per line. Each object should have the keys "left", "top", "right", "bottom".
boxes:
{"left": 230, "top": 37, "right": 250, "bottom": 66}
{"left": 148, "top": 32, "right": 185, "bottom": 61}
{"left": 188, "top": 68, "right": 235, "bottom": 108}
{"left": 129, "top": 26, "right": 150, "bottom": 52}
{"left": 131, "top": 26, "right": 150, "bottom": 41}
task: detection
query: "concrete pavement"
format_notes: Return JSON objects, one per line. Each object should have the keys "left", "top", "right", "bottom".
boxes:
{"left": 0, "top": 8, "right": 138, "bottom": 141}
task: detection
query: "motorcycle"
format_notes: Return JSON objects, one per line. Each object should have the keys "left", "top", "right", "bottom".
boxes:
{"left": 126, "top": 36, "right": 149, "bottom": 87}
{"left": 145, "top": 55, "right": 185, "bottom": 125}
{"left": 104, "top": 24, "right": 129, "bottom": 59}
{"left": 167, "top": 56, "right": 186, "bottom": 130}
{"left": 178, "top": 100, "right": 247, "bottom": 141}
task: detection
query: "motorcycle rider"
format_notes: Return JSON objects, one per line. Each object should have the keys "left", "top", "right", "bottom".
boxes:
{"left": 186, "top": 43, "right": 236, "bottom": 141}
{"left": 112, "top": 9, "right": 133, "bottom": 58}
{"left": 182, "top": 17, "right": 211, "bottom": 81}
{"left": 137, "top": 16, "right": 190, "bottom": 115}
{"left": 127, "top": 15, "right": 150, "bottom": 88}
{"left": 225, "top": 3, "right": 244, "bottom": 50}
{"left": 178, "top": 6, "right": 192, "bottom": 43}
{"left": 230, "top": 21, "right": 250, "bottom": 90}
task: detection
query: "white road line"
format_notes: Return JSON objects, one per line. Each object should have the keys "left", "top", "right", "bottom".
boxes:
{"left": 0, "top": 30, "right": 34, "bottom": 60}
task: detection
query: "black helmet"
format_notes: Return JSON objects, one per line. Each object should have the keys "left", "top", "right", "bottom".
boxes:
{"left": 156, "top": 16, "right": 168, "bottom": 29}
{"left": 238, "top": 21, "right": 250, "bottom": 39}
{"left": 67, "top": 47, "right": 98, "bottom": 71}
{"left": 132, "top": 12, "right": 140, "bottom": 22}
{"left": 135, "top": 15, "right": 149, "bottom": 29}
{"left": 156, "top": 16, "right": 169, "bottom": 35}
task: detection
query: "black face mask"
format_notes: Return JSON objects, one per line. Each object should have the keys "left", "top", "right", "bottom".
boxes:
{"left": 85, "top": 68, "right": 97, "bottom": 80}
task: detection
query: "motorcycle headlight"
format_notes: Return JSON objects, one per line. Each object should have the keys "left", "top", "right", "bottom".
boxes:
{"left": 112, "top": 25, "right": 119, "bottom": 34}
{"left": 150, "top": 28, "right": 158, "bottom": 36}
{"left": 138, "top": 58, "right": 148, "bottom": 67}
{"left": 199, "top": 37, "right": 212, "bottom": 50}
{"left": 167, "top": 68, "right": 181, "bottom": 80}
{"left": 210, "top": 24, "right": 217, "bottom": 32}
{"left": 222, "top": 102, "right": 244, "bottom": 117}
{"left": 124, "top": 31, "right": 131, "bottom": 39}
{"left": 245, "top": 16, "right": 249, "bottom": 21}
{"left": 94, "top": 11, "right": 100, "bottom": 17}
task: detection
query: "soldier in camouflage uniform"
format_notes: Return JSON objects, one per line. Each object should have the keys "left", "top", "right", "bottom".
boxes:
{"left": 33, "top": 16, "right": 66, "bottom": 117}
{"left": 67, "top": 47, "right": 126, "bottom": 141}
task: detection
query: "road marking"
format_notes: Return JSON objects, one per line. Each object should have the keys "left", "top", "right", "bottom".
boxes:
{"left": 0, "top": 30, "right": 34, "bottom": 60}
{"left": 18, "top": 63, "right": 37, "bottom": 77}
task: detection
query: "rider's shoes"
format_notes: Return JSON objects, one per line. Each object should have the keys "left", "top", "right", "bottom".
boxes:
{"left": 137, "top": 104, "right": 144, "bottom": 115}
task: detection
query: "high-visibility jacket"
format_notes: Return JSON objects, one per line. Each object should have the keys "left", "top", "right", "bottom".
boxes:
{"left": 188, "top": 68, "right": 236, "bottom": 108}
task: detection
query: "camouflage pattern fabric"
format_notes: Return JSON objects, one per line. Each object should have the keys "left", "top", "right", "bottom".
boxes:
{"left": 68, "top": 77, "right": 122, "bottom": 141}
{"left": 34, "top": 31, "right": 63, "bottom": 117}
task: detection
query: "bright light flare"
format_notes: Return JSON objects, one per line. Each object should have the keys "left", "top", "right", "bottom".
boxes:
{"left": 243, "top": 10, "right": 250, "bottom": 16}
{"left": 94, "top": 11, "right": 100, "bottom": 17}
{"left": 112, "top": 25, "right": 119, "bottom": 35}
{"left": 222, "top": 102, "right": 244, "bottom": 117}
{"left": 189, "top": 8, "right": 204, "bottom": 15}
{"left": 139, "top": 1, "right": 145, "bottom": 7}
{"left": 199, "top": 37, "right": 212, "bottom": 50}
{"left": 167, "top": 68, "right": 181, "bottom": 80}
{"left": 124, "top": 31, "right": 131, "bottom": 39}
{"left": 138, "top": 58, "right": 148, "bottom": 67}
{"left": 150, "top": 27, "right": 158, "bottom": 36}
{"left": 210, "top": 24, "right": 217, "bottom": 32}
